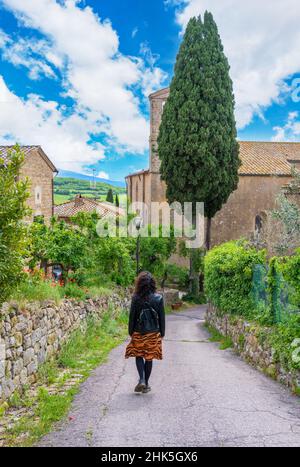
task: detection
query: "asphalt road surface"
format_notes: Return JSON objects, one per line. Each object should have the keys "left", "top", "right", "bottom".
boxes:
{"left": 39, "top": 306, "right": 300, "bottom": 447}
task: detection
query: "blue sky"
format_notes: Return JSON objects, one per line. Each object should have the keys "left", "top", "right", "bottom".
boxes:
{"left": 0, "top": 0, "right": 300, "bottom": 182}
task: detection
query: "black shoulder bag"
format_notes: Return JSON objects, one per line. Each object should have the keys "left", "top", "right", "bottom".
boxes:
{"left": 136, "top": 301, "right": 160, "bottom": 334}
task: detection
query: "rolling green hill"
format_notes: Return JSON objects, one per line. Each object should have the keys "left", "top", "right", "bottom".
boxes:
{"left": 54, "top": 177, "right": 127, "bottom": 205}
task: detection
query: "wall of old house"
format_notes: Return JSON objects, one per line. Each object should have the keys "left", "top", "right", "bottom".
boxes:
{"left": 143, "top": 172, "right": 291, "bottom": 247}
{"left": 147, "top": 89, "right": 293, "bottom": 247}
{"left": 20, "top": 149, "right": 54, "bottom": 223}
{"left": 211, "top": 175, "right": 291, "bottom": 246}
{"left": 126, "top": 171, "right": 151, "bottom": 223}
{"left": 127, "top": 88, "right": 295, "bottom": 250}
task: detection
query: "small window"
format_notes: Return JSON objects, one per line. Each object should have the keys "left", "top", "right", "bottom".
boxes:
{"left": 35, "top": 186, "right": 42, "bottom": 205}
{"left": 135, "top": 182, "right": 139, "bottom": 202}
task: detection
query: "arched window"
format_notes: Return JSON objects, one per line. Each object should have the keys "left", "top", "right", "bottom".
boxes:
{"left": 255, "top": 215, "right": 263, "bottom": 234}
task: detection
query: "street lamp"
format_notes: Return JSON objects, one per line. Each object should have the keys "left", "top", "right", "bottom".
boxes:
{"left": 134, "top": 216, "right": 143, "bottom": 276}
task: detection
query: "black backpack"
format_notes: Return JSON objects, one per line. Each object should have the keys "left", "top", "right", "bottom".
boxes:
{"left": 136, "top": 301, "right": 160, "bottom": 335}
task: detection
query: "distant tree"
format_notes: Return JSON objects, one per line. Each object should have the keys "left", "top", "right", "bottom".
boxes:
{"left": 158, "top": 12, "right": 240, "bottom": 296}
{"left": 0, "top": 145, "right": 31, "bottom": 303}
{"left": 115, "top": 193, "right": 120, "bottom": 207}
{"left": 106, "top": 188, "right": 114, "bottom": 203}
{"left": 140, "top": 226, "right": 177, "bottom": 279}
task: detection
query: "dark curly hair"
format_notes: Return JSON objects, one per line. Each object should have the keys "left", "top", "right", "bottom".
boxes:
{"left": 134, "top": 271, "right": 157, "bottom": 300}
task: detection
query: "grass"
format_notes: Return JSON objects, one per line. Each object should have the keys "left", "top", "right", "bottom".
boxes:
{"left": 58, "top": 309, "right": 128, "bottom": 372}
{"left": 6, "top": 387, "right": 77, "bottom": 445}
{"left": 204, "top": 323, "right": 233, "bottom": 350}
{"left": 37, "top": 361, "right": 60, "bottom": 385}
{"left": 54, "top": 193, "right": 127, "bottom": 207}
{"left": 9, "top": 273, "right": 117, "bottom": 305}
{"left": 2, "top": 308, "right": 128, "bottom": 447}
{"left": 10, "top": 280, "right": 62, "bottom": 305}
{"left": 87, "top": 285, "right": 114, "bottom": 299}
{"left": 54, "top": 194, "right": 72, "bottom": 205}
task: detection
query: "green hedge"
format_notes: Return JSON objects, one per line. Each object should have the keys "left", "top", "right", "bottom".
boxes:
{"left": 204, "top": 241, "right": 266, "bottom": 317}
{"left": 268, "top": 314, "right": 300, "bottom": 371}
{"left": 204, "top": 241, "right": 300, "bottom": 371}
{"left": 280, "top": 249, "right": 300, "bottom": 308}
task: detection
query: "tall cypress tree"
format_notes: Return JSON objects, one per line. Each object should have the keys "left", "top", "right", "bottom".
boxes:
{"left": 106, "top": 188, "right": 114, "bottom": 203}
{"left": 115, "top": 193, "right": 120, "bottom": 207}
{"left": 158, "top": 12, "right": 240, "bottom": 296}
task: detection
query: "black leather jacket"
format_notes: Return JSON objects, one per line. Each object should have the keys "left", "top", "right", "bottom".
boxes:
{"left": 128, "top": 293, "right": 165, "bottom": 337}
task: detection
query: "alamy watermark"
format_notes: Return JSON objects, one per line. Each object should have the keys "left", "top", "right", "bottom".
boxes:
{"left": 95, "top": 201, "right": 205, "bottom": 249}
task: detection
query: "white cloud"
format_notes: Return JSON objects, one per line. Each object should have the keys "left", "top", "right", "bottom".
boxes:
{"left": 172, "top": 0, "right": 300, "bottom": 129}
{"left": 272, "top": 111, "right": 300, "bottom": 142}
{"left": 139, "top": 42, "right": 168, "bottom": 97}
{"left": 131, "top": 27, "right": 138, "bottom": 39}
{"left": 0, "top": 75, "right": 105, "bottom": 171}
{"left": 97, "top": 171, "right": 109, "bottom": 180}
{"left": 0, "top": 32, "right": 60, "bottom": 80}
{"left": 0, "top": 0, "right": 167, "bottom": 171}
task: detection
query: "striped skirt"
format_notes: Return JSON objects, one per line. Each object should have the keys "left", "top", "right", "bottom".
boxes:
{"left": 125, "top": 331, "right": 162, "bottom": 361}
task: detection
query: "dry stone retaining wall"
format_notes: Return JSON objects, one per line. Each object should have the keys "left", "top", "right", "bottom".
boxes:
{"left": 0, "top": 291, "right": 130, "bottom": 402}
{"left": 206, "top": 304, "right": 300, "bottom": 393}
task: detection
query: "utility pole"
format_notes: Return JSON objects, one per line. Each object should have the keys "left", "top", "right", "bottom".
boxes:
{"left": 90, "top": 169, "right": 97, "bottom": 199}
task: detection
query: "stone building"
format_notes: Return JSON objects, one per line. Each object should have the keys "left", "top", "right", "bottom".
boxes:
{"left": 0, "top": 145, "right": 57, "bottom": 223}
{"left": 126, "top": 88, "right": 300, "bottom": 248}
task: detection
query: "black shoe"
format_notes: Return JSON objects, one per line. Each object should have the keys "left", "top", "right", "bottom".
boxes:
{"left": 134, "top": 380, "right": 146, "bottom": 393}
{"left": 142, "top": 385, "right": 151, "bottom": 393}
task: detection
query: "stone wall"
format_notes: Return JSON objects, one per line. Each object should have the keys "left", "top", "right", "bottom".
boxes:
{"left": 0, "top": 291, "right": 130, "bottom": 402}
{"left": 206, "top": 304, "right": 300, "bottom": 393}
{"left": 211, "top": 174, "right": 291, "bottom": 247}
{"left": 149, "top": 88, "right": 169, "bottom": 174}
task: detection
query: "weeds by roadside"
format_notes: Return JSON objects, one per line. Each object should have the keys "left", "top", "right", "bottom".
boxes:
{"left": 0, "top": 308, "right": 128, "bottom": 447}
{"left": 204, "top": 323, "right": 233, "bottom": 350}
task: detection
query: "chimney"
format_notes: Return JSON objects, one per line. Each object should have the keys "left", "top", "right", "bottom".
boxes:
{"left": 74, "top": 194, "right": 84, "bottom": 206}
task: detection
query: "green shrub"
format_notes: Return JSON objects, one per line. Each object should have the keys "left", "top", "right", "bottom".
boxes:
{"left": 62, "top": 282, "right": 87, "bottom": 300}
{"left": 280, "top": 249, "right": 300, "bottom": 308}
{"left": 182, "top": 292, "right": 206, "bottom": 304}
{"left": 204, "top": 241, "right": 266, "bottom": 317}
{"left": 66, "top": 269, "right": 87, "bottom": 286}
{"left": 268, "top": 314, "right": 300, "bottom": 371}
{"left": 164, "top": 264, "right": 189, "bottom": 289}
{"left": 0, "top": 146, "right": 31, "bottom": 304}
{"left": 204, "top": 240, "right": 300, "bottom": 372}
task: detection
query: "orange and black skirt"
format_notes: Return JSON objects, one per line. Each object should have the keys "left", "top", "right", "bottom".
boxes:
{"left": 125, "top": 331, "right": 162, "bottom": 361}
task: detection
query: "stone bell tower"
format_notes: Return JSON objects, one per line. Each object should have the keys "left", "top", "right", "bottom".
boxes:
{"left": 149, "top": 87, "right": 170, "bottom": 203}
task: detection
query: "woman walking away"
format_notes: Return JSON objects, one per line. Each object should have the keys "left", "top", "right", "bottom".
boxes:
{"left": 125, "top": 271, "right": 165, "bottom": 394}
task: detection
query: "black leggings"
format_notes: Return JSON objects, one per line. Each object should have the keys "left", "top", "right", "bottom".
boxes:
{"left": 136, "top": 357, "right": 153, "bottom": 384}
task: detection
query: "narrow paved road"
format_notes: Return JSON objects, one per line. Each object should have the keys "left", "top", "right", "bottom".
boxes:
{"left": 39, "top": 306, "right": 300, "bottom": 447}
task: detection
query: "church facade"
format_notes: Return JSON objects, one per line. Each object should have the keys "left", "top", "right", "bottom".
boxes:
{"left": 126, "top": 87, "right": 300, "bottom": 248}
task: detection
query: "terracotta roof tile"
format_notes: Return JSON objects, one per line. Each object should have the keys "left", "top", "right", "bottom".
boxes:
{"left": 0, "top": 145, "right": 40, "bottom": 160}
{"left": 0, "top": 145, "right": 57, "bottom": 172}
{"left": 239, "top": 141, "right": 294, "bottom": 176}
{"left": 54, "top": 196, "right": 125, "bottom": 219}
{"left": 125, "top": 169, "right": 149, "bottom": 179}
